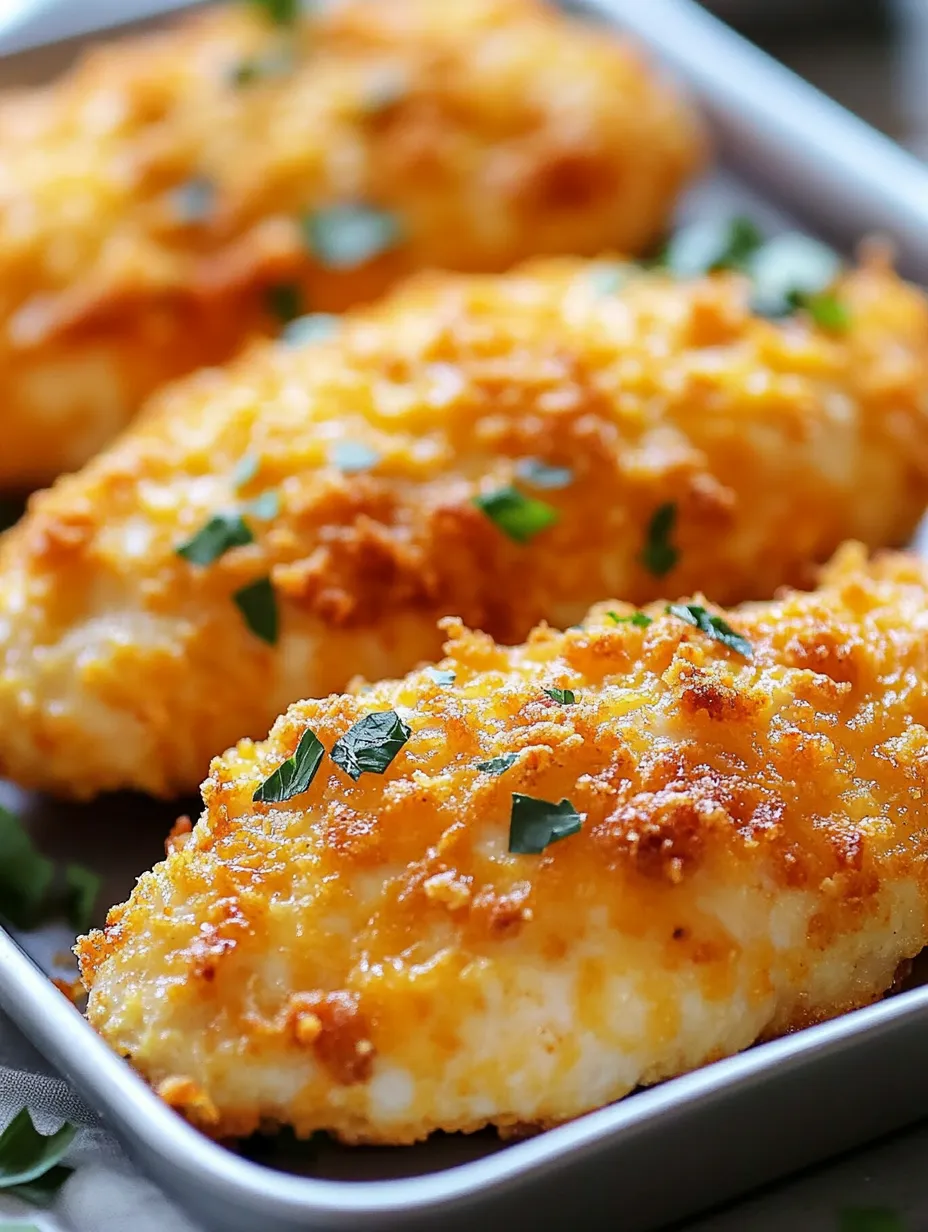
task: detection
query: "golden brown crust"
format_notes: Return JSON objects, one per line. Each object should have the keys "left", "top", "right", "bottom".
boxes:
{"left": 3, "top": 257, "right": 928, "bottom": 798}
{"left": 77, "top": 547, "right": 928, "bottom": 1143}
{"left": 0, "top": 0, "right": 704, "bottom": 486}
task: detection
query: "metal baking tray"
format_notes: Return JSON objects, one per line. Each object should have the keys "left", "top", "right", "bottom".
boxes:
{"left": 6, "top": 1, "right": 928, "bottom": 1229}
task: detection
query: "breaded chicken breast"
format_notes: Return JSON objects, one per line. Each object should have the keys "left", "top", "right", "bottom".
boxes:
{"left": 0, "top": 0, "right": 704, "bottom": 488}
{"left": 3, "top": 256, "right": 928, "bottom": 800}
{"left": 77, "top": 544, "right": 928, "bottom": 1143}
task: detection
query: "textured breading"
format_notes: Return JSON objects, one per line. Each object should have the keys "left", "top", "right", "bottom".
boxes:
{"left": 76, "top": 545, "right": 928, "bottom": 1144}
{"left": 3, "top": 257, "right": 928, "bottom": 800}
{"left": 0, "top": 0, "right": 704, "bottom": 488}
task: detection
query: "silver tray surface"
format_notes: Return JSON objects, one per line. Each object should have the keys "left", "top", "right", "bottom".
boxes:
{"left": 5, "top": 2, "right": 928, "bottom": 1229}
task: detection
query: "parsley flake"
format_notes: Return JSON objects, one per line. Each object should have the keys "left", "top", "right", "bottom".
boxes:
{"left": 543, "top": 688, "right": 577, "bottom": 705}
{"left": 587, "top": 262, "right": 629, "bottom": 295}
{"left": 266, "top": 283, "right": 303, "bottom": 325}
{"left": 65, "top": 865, "right": 101, "bottom": 934}
{"left": 247, "top": 0, "right": 299, "bottom": 25}
{"left": 176, "top": 513, "right": 253, "bottom": 566}
{"left": 798, "top": 291, "right": 851, "bottom": 333}
{"left": 233, "top": 577, "right": 279, "bottom": 645}
{"left": 253, "top": 727, "right": 325, "bottom": 803}
{"left": 245, "top": 490, "right": 280, "bottom": 520}
{"left": 514, "top": 458, "right": 573, "bottom": 490}
{"left": 330, "top": 710, "right": 411, "bottom": 780}
{"left": 232, "top": 454, "right": 260, "bottom": 489}
{"left": 608, "top": 610, "right": 652, "bottom": 628}
{"left": 0, "top": 806, "right": 54, "bottom": 930}
{"left": 228, "top": 44, "right": 295, "bottom": 87}
{"left": 640, "top": 502, "right": 678, "bottom": 577}
{"left": 282, "top": 313, "right": 339, "bottom": 346}
{"left": 0, "top": 1108, "right": 76, "bottom": 1204}
{"left": 303, "top": 205, "right": 402, "bottom": 270}
{"left": 748, "top": 232, "right": 841, "bottom": 319}
{"left": 665, "top": 603, "right": 753, "bottom": 659}
{"left": 839, "top": 1211, "right": 905, "bottom": 1232}
{"left": 331, "top": 441, "right": 380, "bottom": 474}
{"left": 508, "top": 794, "right": 582, "bottom": 854}
{"left": 663, "top": 216, "right": 764, "bottom": 278}
{"left": 426, "top": 667, "right": 456, "bottom": 686}
{"left": 473, "top": 486, "right": 559, "bottom": 544}
{"left": 477, "top": 753, "right": 519, "bottom": 776}
{"left": 171, "top": 177, "right": 214, "bottom": 224}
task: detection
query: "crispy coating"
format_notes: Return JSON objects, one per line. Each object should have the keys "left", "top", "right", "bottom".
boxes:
{"left": 77, "top": 545, "right": 928, "bottom": 1143}
{"left": 0, "top": 0, "right": 704, "bottom": 488}
{"left": 3, "top": 257, "right": 928, "bottom": 799}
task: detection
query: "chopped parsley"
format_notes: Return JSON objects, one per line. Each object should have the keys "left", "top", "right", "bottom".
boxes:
{"left": 662, "top": 216, "right": 764, "bottom": 278}
{"left": 330, "top": 441, "right": 380, "bottom": 474}
{"left": 65, "top": 865, "right": 101, "bottom": 934}
{"left": 839, "top": 1211, "right": 905, "bottom": 1232}
{"left": 640, "top": 502, "right": 678, "bottom": 577}
{"left": 665, "top": 602, "right": 753, "bottom": 659}
{"left": 543, "top": 688, "right": 577, "bottom": 705}
{"left": 232, "top": 453, "right": 260, "bottom": 489}
{"left": 253, "top": 727, "right": 325, "bottom": 803}
{"left": 330, "top": 710, "right": 411, "bottom": 780}
{"left": 0, "top": 1108, "right": 76, "bottom": 1205}
{"left": 587, "top": 262, "right": 629, "bottom": 295}
{"left": 508, "top": 794, "right": 582, "bottom": 854}
{"left": 247, "top": 0, "right": 299, "bottom": 24}
{"left": 176, "top": 513, "right": 254, "bottom": 566}
{"left": 171, "top": 177, "right": 215, "bottom": 224}
{"left": 303, "top": 205, "right": 402, "bottom": 270}
{"left": 798, "top": 290, "right": 850, "bottom": 333}
{"left": 228, "top": 44, "right": 295, "bottom": 87}
{"left": 473, "top": 486, "right": 559, "bottom": 545}
{"left": 426, "top": 667, "right": 456, "bottom": 686}
{"left": 477, "top": 753, "right": 519, "bottom": 776}
{"left": 282, "top": 313, "right": 339, "bottom": 346}
{"left": 608, "top": 610, "right": 653, "bottom": 628}
{"left": 0, "top": 806, "right": 54, "bottom": 930}
{"left": 514, "top": 458, "right": 573, "bottom": 490}
{"left": 0, "top": 805, "right": 98, "bottom": 933}
{"left": 266, "top": 283, "right": 303, "bottom": 325}
{"left": 233, "top": 577, "right": 279, "bottom": 645}
{"left": 748, "top": 232, "right": 843, "bottom": 320}
{"left": 244, "top": 490, "right": 280, "bottom": 520}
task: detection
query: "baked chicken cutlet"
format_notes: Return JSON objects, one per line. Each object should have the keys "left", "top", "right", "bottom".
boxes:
{"left": 3, "top": 255, "right": 928, "bottom": 799}
{"left": 77, "top": 545, "right": 928, "bottom": 1143}
{"left": 0, "top": 0, "right": 704, "bottom": 488}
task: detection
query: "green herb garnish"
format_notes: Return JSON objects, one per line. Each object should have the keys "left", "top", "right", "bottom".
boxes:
{"left": 426, "top": 667, "right": 456, "bottom": 686}
{"left": 303, "top": 205, "right": 402, "bottom": 270}
{"left": 543, "top": 688, "right": 577, "bottom": 705}
{"left": 253, "top": 727, "right": 325, "bottom": 803}
{"left": 473, "top": 486, "right": 558, "bottom": 545}
{"left": 65, "top": 865, "right": 101, "bottom": 934}
{"left": 665, "top": 603, "right": 753, "bottom": 659}
{"left": 0, "top": 1108, "right": 76, "bottom": 1205}
{"left": 608, "top": 610, "right": 653, "bottom": 628}
{"left": 748, "top": 231, "right": 841, "bottom": 319}
{"left": 331, "top": 441, "right": 380, "bottom": 474}
{"left": 232, "top": 454, "right": 260, "bottom": 489}
{"left": 797, "top": 291, "right": 850, "bottom": 333}
{"left": 266, "top": 283, "right": 303, "bottom": 325}
{"left": 839, "top": 1211, "right": 905, "bottom": 1232}
{"left": 587, "top": 262, "right": 629, "bottom": 295}
{"left": 508, "top": 794, "right": 582, "bottom": 854}
{"left": 228, "top": 44, "right": 295, "bottom": 87}
{"left": 330, "top": 710, "right": 411, "bottom": 780}
{"left": 282, "top": 313, "right": 339, "bottom": 346}
{"left": 233, "top": 577, "right": 279, "bottom": 645}
{"left": 177, "top": 513, "right": 253, "bottom": 566}
{"left": 247, "top": 0, "right": 299, "bottom": 25}
{"left": 514, "top": 459, "right": 573, "bottom": 490}
{"left": 245, "top": 490, "right": 280, "bottom": 520}
{"left": 663, "top": 216, "right": 764, "bottom": 278}
{"left": 0, "top": 807, "right": 54, "bottom": 930}
{"left": 476, "top": 753, "right": 519, "bottom": 776}
{"left": 640, "top": 502, "right": 678, "bottom": 577}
